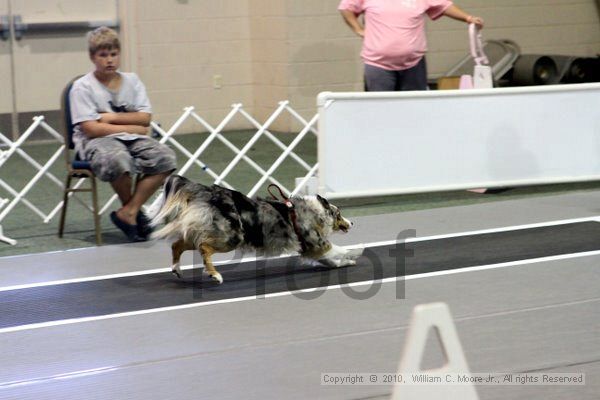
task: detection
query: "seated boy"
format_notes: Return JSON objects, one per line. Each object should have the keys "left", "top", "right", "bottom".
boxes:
{"left": 70, "top": 26, "right": 177, "bottom": 242}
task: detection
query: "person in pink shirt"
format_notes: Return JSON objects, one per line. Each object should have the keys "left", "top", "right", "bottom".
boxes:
{"left": 339, "top": 0, "right": 484, "bottom": 91}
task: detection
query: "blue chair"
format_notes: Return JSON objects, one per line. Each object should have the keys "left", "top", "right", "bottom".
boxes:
{"left": 58, "top": 76, "right": 102, "bottom": 245}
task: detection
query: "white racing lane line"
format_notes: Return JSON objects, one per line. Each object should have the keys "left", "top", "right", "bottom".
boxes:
{"left": 1, "top": 214, "right": 598, "bottom": 293}
{"left": 1, "top": 247, "right": 600, "bottom": 335}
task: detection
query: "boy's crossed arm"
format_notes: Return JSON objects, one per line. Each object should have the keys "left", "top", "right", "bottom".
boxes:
{"left": 99, "top": 112, "right": 151, "bottom": 126}
{"left": 81, "top": 111, "right": 151, "bottom": 138}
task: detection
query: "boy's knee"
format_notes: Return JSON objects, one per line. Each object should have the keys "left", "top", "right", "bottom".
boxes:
{"left": 152, "top": 144, "right": 177, "bottom": 172}
{"left": 91, "top": 149, "right": 133, "bottom": 181}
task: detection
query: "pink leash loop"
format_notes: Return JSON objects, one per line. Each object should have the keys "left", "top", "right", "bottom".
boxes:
{"left": 469, "top": 23, "right": 489, "bottom": 66}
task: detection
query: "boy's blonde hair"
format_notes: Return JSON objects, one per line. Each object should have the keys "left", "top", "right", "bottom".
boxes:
{"left": 87, "top": 26, "right": 120, "bottom": 56}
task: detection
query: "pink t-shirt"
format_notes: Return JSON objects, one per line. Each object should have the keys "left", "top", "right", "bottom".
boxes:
{"left": 338, "top": 0, "right": 453, "bottom": 70}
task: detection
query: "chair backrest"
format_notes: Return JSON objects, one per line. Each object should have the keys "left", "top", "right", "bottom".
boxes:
{"left": 61, "top": 75, "right": 84, "bottom": 168}
{"left": 60, "top": 75, "right": 83, "bottom": 150}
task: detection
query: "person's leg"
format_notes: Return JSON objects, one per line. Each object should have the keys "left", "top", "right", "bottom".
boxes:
{"left": 110, "top": 174, "right": 133, "bottom": 206}
{"left": 86, "top": 138, "right": 142, "bottom": 238}
{"left": 116, "top": 171, "right": 171, "bottom": 225}
{"left": 397, "top": 57, "right": 428, "bottom": 91}
{"left": 364, "top": 63, "right": 398, "bottom": 91}
{"left": 116, "top": 137, "right": 177, "bottom": 225}
{"left": 86, "top": 138, "right": 135, "bottom": 201}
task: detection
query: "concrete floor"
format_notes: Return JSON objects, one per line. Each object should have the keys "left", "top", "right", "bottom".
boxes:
{"left": 1, "top": 190, "right": 599, "bottom": 399}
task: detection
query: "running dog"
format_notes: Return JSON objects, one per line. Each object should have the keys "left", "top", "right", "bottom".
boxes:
{"left": 149, "top": 175, "right": 359, "bottom": 284}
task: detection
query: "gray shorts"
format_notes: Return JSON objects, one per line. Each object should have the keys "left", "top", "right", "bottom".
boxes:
{"left": 83, "top": 136, "right": 177, "bottom": 182}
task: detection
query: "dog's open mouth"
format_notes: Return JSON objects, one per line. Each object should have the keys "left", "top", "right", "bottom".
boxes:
{"left": 339, "top": 226, "right": 349, "bottom": 233}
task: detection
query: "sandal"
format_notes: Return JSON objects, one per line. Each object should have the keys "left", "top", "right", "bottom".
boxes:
{"left": 136, "top": 211, "right": 154, "bottom": 239}
{"left": 110, "top": 211, "right": 146, "bottom": 242}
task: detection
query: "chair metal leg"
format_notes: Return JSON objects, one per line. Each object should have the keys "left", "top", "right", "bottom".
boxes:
{"left": 58, "top": 175, "right": 72, "bottom": 238}
{"left": 90, "top": 176, "right": 102, "bottom": 245}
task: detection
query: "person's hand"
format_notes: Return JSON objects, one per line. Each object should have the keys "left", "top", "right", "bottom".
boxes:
{"left": 467, "top": 15, "right": 484, "bottom": 28}
{"left": 355, "top": 27, "right": 365, "bottom": 38}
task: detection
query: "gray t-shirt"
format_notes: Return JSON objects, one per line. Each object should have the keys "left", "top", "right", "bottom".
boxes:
{"left": 69, "top": 71, "right": 152, "bottom": 157}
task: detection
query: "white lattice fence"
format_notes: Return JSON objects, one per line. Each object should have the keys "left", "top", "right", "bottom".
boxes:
{"left": 102, "top": 101, "right": 320, "bottom": 214}
{"left": 0, "top": 102, "right": 319, "bottom": 245}
{"left": 0, "top": 116, "right": 83, "bottom": 245}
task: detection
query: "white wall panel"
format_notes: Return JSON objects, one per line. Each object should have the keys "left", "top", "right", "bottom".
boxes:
{"left": 318, "top": 84, "right": 600, "bottom": 198}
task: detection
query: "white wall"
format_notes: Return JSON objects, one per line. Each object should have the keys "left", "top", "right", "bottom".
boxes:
{"left": 121, "top": 0, "right": 600, "bottom": 132}
{"left": 130, "top": 0, "right": 254, "bottom": 133}
{"left": 4, "top": 1, "right": 599, "bottom": 133}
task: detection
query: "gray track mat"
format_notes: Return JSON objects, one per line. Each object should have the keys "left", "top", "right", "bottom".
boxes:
{"left": 1, "top": 191, "right": 600, "bottom": 399}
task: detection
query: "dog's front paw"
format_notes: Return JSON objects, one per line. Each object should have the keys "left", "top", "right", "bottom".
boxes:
{"left": 340, "top": 258, "right": 357, "bottom": 267}
{"left": 203, "top": 270, "right": 223, "bottom": 284}
{"left": 345, "top": 246, "right": 364, "bottom": 259}
{"left": 333, "top": 257, "right": 357, "bottom": 267}
{"left": 318, "top": 243, "right": 362, "bottom": 268}
{"left": 319, "top": 256, "right": 356, "bottom": 268}
{"left": 318, "top": 257, "right": 339, "bottom": 268}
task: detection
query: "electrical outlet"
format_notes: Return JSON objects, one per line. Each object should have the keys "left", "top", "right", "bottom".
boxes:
{"left": 213, "top": 74, "right": 222, "bottom": 89}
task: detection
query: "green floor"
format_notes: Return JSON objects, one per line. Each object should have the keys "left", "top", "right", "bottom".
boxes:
{"left": 2, "top": 130, "right": 600, "bottom": 258}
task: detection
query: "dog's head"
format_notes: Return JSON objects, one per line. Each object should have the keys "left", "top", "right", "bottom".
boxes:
{"left": 316, "top": 195, "right": 353, "bottom": 233}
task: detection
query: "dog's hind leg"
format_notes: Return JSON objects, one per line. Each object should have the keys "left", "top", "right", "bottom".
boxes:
{"left": 199, "top": 243, "right": 223, "bottom": 284}
{"left": 171, "top": 239, "right": 192, "bottom": 279}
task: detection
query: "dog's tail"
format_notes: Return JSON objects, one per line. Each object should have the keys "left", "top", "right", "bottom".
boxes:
{"left": 147, "top": 175, "right": 190, "bottom": 236}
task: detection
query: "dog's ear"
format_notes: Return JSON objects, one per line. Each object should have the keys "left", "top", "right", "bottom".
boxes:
{"left": 317, "top": 195, "right": 330, "bottom": 209}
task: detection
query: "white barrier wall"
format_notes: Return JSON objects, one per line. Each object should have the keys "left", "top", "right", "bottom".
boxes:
{"left": 317, "top": 83, "right": 600, "bottom": 199}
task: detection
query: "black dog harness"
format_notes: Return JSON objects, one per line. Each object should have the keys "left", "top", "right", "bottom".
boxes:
{"left": 267, "top": 184, "right": 308, "bottom": 253}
